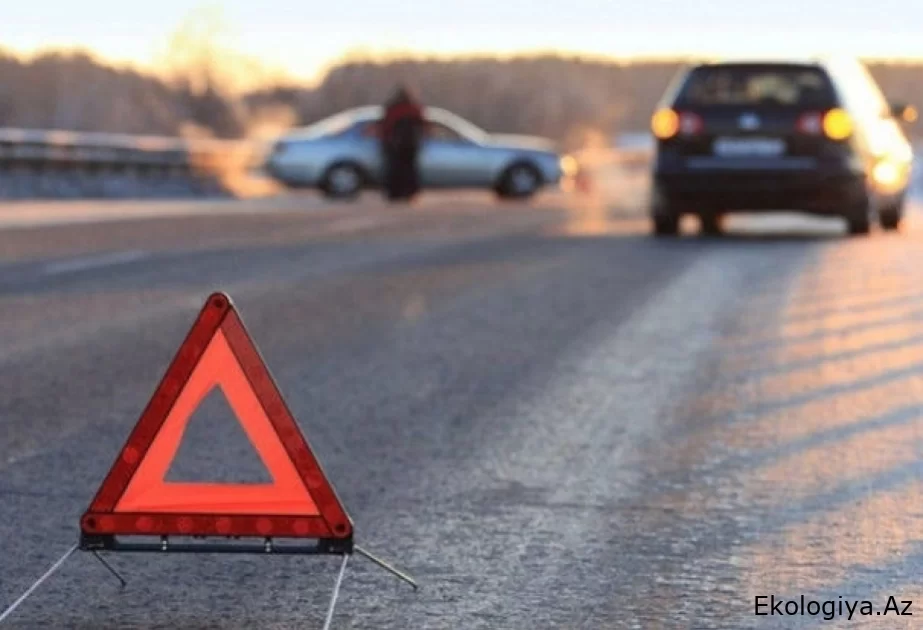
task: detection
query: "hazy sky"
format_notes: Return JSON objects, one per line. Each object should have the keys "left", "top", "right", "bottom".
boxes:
{"left": 4, "top": 1, "right": 923, "bottom": 81}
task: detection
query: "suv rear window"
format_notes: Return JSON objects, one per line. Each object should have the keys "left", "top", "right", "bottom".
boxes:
{"left": 674, "top": 64, "right": 837, "bottom": 108}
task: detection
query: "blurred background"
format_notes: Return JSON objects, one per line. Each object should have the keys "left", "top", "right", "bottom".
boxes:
{"left": 1, "top": 1, "right": 922, "bottom": 201}
{"left": 4, "top": 2, "right": 923, "bottom": 141}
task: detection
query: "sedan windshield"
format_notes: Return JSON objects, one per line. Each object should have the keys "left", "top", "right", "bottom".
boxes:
{"left": 425, "top": 109, "right": 490, "bottom": 144}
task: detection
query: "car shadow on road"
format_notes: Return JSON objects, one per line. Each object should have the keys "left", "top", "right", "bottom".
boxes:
{"left": 551, "top": 200, "right": 863, "bottom": 242}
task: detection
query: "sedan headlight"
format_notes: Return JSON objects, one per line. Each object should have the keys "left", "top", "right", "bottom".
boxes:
{"left": 559, "top": 154, "right": 579, "bottom": 177}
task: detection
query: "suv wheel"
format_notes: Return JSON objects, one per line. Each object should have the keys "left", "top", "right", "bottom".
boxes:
{"left": 879, "top": 202, "right": 903, "bottom": 231}
{"left": 847, "top": 214, "right": 870, "bottom": 235}
{"left": 845, "top": 197, "right": 871, "bottom": 236}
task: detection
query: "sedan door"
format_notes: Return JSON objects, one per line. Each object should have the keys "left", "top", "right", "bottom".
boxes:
{"left": 418, "top": 122, "right": 489, "bottom": 188}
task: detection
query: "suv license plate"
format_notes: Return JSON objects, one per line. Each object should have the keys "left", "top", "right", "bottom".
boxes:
{"left": 713, "top": 138, "right": 786, "bottom": 157}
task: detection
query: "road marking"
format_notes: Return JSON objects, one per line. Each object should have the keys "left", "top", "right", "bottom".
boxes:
{"left": 326, "top": 215, "right": 388, "bottom": 232}
{"left": 43, "top": 250, "right": 150, "bottom": 274}
{"left": 324, "top": 213, "right": 423, "bottom": 233}
{"left": 0, "top": 196, "right": 329, "bottom": 229}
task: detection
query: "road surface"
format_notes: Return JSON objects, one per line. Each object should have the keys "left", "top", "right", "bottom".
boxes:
{"left": 1, "top": 189, "right": 922, "bottom": 629}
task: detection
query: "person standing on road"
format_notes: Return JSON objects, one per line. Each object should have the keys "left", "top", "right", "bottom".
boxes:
{"left": 379, "top": 84, "right": 425, "bottom": 201}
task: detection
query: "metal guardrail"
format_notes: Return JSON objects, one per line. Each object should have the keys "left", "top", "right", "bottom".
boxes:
{"left": 0, "top": 128, "right": 257, "bottom": 175}
{"left": 0, "top": 126, "right": 648, "bottom": 171}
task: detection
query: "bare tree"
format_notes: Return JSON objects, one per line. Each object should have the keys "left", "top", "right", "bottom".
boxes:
{"left": 159, "top": 3, "right": 228, "bottom": 97}
{"left": 1, "top": 43, "right": 922, "bottom": 145}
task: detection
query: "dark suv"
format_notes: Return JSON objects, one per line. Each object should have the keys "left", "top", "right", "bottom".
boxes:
{"left": 649, "top": 58, "right": 915, "bottom": 236}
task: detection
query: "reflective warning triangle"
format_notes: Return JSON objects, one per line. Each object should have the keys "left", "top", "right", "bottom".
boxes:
{"left": 80, "top": 292, "right": 353, "bottom": 541}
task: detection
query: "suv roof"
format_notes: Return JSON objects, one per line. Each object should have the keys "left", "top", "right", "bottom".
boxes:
{"left": 691, "top": 55, "right": 866, "bottom": 71}
{"left": 692, "top": 61, "right": 828, "bottom": 75}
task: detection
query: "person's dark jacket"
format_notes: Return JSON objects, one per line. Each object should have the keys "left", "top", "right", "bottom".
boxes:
{"left": 379, "top": 94, "right": 424, "bottom": 155}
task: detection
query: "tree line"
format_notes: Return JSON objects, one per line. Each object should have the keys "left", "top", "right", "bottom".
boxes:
{"left": 2, "top": 49, "right": 923, "bottom": 148}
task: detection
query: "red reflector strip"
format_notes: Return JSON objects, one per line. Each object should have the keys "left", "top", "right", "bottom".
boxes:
{"left": 796, "top": 112, "right": 823, "bottom": 135}
{"left": 81, "top": 512, "right": 352, "bottom": 539}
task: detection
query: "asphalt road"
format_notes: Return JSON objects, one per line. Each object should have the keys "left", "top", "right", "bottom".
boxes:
{"left": 1, "top": 188, "right": 923, "bottom": 629}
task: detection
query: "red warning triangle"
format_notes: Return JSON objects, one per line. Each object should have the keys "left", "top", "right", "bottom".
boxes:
{"left": 80, "top": 292, "right": 352, "bottom": 541}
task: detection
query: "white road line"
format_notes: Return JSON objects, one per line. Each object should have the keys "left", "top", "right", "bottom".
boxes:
{"left": 43, "top": 250, "right": 150, "bottom": 274}
{"left": 0, "top": 196, "right": 328, "bottom": 229}
{"left": 325, "top": 214, "right": 412, "bottom": 232}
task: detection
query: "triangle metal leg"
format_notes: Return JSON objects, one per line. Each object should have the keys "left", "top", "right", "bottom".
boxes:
{"left": 319, "top": 544, "right": 417, "bottom": 629}
{"left": 354, "top": 545, "right": 418, "bottom": 590}
{"left": 321, "top": 553, "right": 350, "bottom": 630}
{"left": 0, "top": 540, "right": 417, "bottom": 628}
{"left": 92, "top": 551, "right": 127, "bottom": 589}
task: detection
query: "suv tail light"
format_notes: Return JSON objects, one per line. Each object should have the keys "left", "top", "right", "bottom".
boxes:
{"left": 822, "top": 108, "right": 853, "bottom": 140}
{"left": 652, "top": 108, "right": 679, "bottom": 139}
{"left": 796, "top": 109, "right": 853, "bottom": 140}
{"left": 651, "top": 108, "right": 704, "bottom": 140}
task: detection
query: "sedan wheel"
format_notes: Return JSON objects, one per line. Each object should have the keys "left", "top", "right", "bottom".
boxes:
{"left": 322, "top": 164, "right": 363, "bottom": 199}
{"left": 498, "top": 164, "right": 541, "bottom": 199}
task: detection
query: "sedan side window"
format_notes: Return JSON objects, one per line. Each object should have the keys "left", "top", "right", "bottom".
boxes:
{"left": 360, "top": 121, "right": 382, "bottom": 138}
{"left": 363, "top": 119, "right": 466, "bottom": 143}
{"left": 425, "top": 122, "right": 464, "bottom": 142}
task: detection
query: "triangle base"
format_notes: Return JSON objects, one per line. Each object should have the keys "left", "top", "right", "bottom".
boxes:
{"left": 79, "top": 532, "right": 353, "bottom": 556}
{"left": 81, "top": 510, "right": 350, "bottom": 543}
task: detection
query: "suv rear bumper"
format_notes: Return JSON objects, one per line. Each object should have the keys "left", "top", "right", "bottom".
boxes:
{"left": 652, "top": 162, "right": 867, "bottom": 216}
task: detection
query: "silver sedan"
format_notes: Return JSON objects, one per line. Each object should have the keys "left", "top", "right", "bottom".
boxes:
{"left": 264, "top": 106, "right": 577, "bottom": 199}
